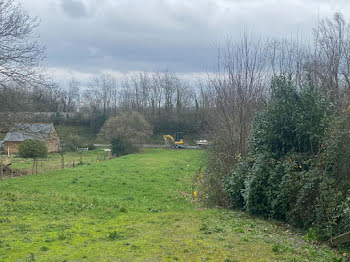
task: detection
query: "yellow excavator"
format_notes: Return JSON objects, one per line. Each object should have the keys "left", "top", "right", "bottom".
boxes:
{"left": 163, "top": 132, "right": 185, "bottom": 148}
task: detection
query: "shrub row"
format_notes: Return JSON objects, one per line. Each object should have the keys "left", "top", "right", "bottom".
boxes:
{"left": 226, "top": 76, "right": 350, "bottom": 240}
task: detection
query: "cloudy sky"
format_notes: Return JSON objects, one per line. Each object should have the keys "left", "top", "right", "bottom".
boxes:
{"left": 23, "top": 0, "right": 350, "bottom": 84}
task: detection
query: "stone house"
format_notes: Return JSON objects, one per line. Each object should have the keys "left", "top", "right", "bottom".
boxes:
{"left": 3, "top": 123, "right": 60, "bottom": 155}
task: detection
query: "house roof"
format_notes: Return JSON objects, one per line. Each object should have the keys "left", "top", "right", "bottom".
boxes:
{"left": 4, "top": 123, "right": 54, "bottom": 142}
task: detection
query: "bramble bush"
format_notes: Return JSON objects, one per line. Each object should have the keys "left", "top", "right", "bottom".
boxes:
{"left": 226, "top": 75, "right": 350, "bottom": 240}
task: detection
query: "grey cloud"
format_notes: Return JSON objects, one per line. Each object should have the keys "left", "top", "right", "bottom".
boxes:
{"left": 23, "top": 0, "right": 350, "bottom": 82}
{"left": 60, "top": 0, "right": 88, "bottom": 18}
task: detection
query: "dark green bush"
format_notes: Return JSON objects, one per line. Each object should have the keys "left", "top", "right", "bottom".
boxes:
{"left": 250, "top": 76, "right": 329, "bottom": 157}
{"left": 313, "top": 176, "right": 343, "bottom": 239}
{"left": 266, "top": 159, "right": 288, "bottom": 220}
{"left": 288, "top": 168, "right": 321, "bottom": 229}
{"left": 18, "top": 139, "right": 47, "bottom": 158}
{"left": 322, "top": 112, "right": 350, "bottom": 193}
{"left": 111, "top": 137, "right": 137, "bottom": 157}
{"left": 310, "top": 111, "right": 350, "bottom": 239}
{"left": 243, "top": 153, "right": 273, "bottom": 216}
{"left": 226, "top": 158, "right": 251, "bottom": 209}
{"left": 225, "top": 75, "right": 350, "bottom": 240}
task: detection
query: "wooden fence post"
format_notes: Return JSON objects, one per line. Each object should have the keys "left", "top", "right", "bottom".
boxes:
{"left": 61, "top": 154, "right": 64, "bottom": 170}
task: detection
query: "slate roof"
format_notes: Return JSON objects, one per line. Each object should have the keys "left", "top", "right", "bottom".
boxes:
{"left": 4, "top": 123, "right": 54, "bottom": 142}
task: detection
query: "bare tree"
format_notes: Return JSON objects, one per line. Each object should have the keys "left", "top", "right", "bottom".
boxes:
{"left": 268, "top": 37, "right": 308, "bottom": 86}
{"left": 307, "top": 12, "right": 350, "bottom": 108}
{"left": 202, "top": 33, "right": 269, "bottom": 206}
{"left": 151, "top": 72, "right": 164, "bottom": 116}
{"left": 0, "top": 0, "right": 49, "bottom": 134}
{"left": 84, "top": 73, "right": 116, "bottom": 116}
{"left": 66, "top": 77, "right": 80, "bottom": 112}
{"left": 208, "top": 34, "right": 269, "bottom": 163}
{"left": 0, "top": 0, "right": 45, "bottom": 87}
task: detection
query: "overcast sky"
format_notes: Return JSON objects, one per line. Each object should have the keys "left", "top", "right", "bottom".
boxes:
{"left": 23, "top": 0, "right": 350, "bottom": 85}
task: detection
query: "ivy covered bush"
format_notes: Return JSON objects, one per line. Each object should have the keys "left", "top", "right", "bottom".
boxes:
{"left": 18, "top": 139, "right": 48, "bottom": 159}
{"left": 226, "top": 75, "right": 350, "bottom": 240}
{"left": 111, "top": 137, "right": 136, "bottom": 157}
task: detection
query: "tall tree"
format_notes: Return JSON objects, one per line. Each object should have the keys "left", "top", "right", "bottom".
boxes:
{"left": 84, "top": 73, "right": 116, "bottom": 117}
{"left": 0, "top": 0, "right": 45, "bottom": 87}
{"left": 66, "top": 77, "right": 80, "bottom": 112}
{"left": 0, "top": 0, "right": 50, "bottom": 134}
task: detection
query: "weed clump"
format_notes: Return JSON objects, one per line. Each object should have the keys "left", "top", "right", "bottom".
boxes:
{"left": 119, "top": 207, "right": 128, "bottom": 213}
{"left": 108, "top": 231, "right": 123, "bottom": 241}
{"left": 40, "top": 246, "right": 48, "bottom": 252}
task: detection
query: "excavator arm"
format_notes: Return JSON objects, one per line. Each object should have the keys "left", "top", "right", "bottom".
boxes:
{"left": 163, "top": 133, "right": 185, "bottom": 148}
{"left": 163, "top": 135, "right": 175, "bottom": 145}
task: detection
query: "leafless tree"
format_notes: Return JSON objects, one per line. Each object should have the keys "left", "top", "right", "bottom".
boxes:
{"left": 84, "top": 73, "right": 116, "bottom": 116}
{"left": 208, "top": 34, "right": 269, "bottom": 165}
{"left": 0, "top": 0, "right": 45, "bottom": 87}
{"left": 0, "top": 0, "right": 50, "bottom": 134}
{"left": 119, "top": 72, "right": 151, "bottom": 112}
{"left": 268, "top": 37, "right": 308, "bottom": 86}
{"left": 201, "top": 33, "right": 269, "bottom": 205}
{"left": 306, "top": 12, "right": 350, "bottom": 108}
{"left": 66, "top": 77, "right": 80, "bottom": 112}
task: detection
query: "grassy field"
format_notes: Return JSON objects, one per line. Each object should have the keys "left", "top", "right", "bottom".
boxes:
{"left": 0, "top": 149, "right": 110, "bottom": 174}
{"left": 0, "top": 149, "right": 345, "bottom": 261}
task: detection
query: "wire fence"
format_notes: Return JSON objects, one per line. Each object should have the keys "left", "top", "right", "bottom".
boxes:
{"left": 0, "top": 150, "right": 113, "bottom": 178}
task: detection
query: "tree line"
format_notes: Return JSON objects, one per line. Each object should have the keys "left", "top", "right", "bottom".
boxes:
{"left": 1, "top": 0, "right": 350, "bottom": 141}
{"left": 2, "top": 0, "right": 350, "bottom": 152}
{"left": 0, "top": 70, "right": 205, "bottom": 136}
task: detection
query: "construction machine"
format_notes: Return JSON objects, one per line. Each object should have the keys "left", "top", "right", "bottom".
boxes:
{"left": 163, "top": 132, "right": 185, "bottom": 148}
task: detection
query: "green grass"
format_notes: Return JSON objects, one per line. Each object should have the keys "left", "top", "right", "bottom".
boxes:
{"left": 0, "top": 149, "right": 345, "bottom": 261}
{"left": 0, "top": 149, "right": 109, "bottom": 174}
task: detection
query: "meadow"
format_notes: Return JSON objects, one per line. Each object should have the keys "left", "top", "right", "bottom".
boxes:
{"left": 0, "top": 149, "right": 344, "bottom": 261}
{"left": 0, "top": 149, "right": 109, "bottom": 174}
